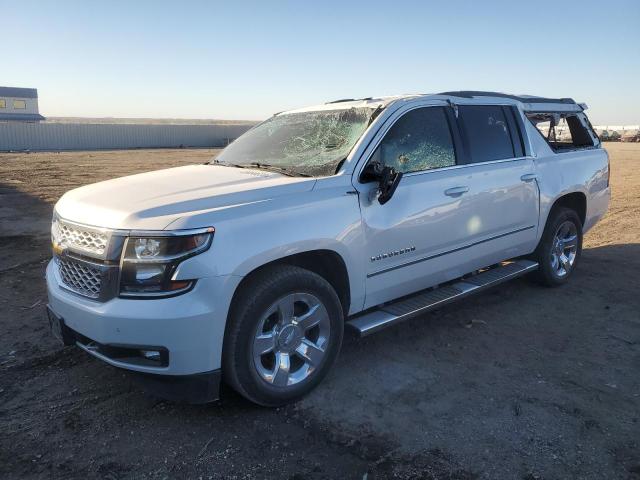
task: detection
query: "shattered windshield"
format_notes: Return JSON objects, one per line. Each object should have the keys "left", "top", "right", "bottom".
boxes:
{"left": 212, "top": 107, "right": 376, "bottom": 177}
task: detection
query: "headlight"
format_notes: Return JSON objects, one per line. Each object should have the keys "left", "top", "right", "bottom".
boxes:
{"left": 119, "top": 228, "right": 214, "bottom": 298}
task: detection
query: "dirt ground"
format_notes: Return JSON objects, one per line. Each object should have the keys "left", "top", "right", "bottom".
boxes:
{"left": 1, "top": 144, "right": 638, "bottom": 479}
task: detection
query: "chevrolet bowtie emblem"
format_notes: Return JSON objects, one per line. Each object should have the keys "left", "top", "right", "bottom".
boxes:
{"left": 52, "top": 242, "right": 65, "bottom": 255}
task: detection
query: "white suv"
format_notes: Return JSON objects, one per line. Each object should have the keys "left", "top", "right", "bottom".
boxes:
{"left": 46, "top": 91, "right": 610, "bottom": 406}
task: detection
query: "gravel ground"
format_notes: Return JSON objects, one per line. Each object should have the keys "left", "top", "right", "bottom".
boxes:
{"left": 1, "top": 144, "right": 638, "bottom": 479}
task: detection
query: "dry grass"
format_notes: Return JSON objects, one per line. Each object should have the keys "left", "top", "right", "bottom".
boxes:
{"left": 586, "top": 142, "right": 639, "bottom": 247}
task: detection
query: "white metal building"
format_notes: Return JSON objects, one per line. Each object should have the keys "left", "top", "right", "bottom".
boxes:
{"left": 0, "top": 86, "right": 256, "bottom": 151}
{"left": 0, "top": 86, "right": 45, "bottom": 122}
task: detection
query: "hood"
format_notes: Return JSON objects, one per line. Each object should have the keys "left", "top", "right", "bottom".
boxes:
{"left": 55, "top": 164, "right": 316, "bottom": 230}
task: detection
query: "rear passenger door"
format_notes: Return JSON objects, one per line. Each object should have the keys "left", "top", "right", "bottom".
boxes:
{"left": 453, "top": 104, "right": 539, "bottom": 265}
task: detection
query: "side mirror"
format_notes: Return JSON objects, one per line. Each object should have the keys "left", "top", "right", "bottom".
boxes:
{"left": 361, "top": 161, "right": 403, "bottom": 205}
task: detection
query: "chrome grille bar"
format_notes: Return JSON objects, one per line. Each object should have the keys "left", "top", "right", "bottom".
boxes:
{"left": 55, "top": 257, "right": 102, "bottom": 299}
{"left": 52, "top": 217, "right": 111, "bottom": 259}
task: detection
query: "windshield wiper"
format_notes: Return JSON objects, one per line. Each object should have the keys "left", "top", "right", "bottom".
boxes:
{"left": 246, "top": 162, "right": 311, "bottom": 178}
{"left": 211, "top": 160, "right": 310, "bottom": 177}
{"left": 210, "top": 160, "right": 247, "bottom": 169}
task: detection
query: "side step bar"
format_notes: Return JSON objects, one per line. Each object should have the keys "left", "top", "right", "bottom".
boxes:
{"left": 346, "top": 259, "right": 538, "bottom": 337}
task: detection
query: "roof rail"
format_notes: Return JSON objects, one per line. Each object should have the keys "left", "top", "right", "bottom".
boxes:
{"left": 325, "top": 97, "right": 373, "bottom": 104}
{"left": 438, "top": 91, "right": 576, "bottom": 105}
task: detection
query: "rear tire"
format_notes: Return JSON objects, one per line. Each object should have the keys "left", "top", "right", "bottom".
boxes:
{"left": 531, "top": 207, "right": 583, "bottom": 287}
{"left": 223, "top": 265, "right": 344, "bottom": 407}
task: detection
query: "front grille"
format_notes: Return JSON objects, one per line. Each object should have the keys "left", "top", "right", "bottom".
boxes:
{"left": 56, "top": 257, "right": 103, "bottom": 299}
{"left": 54, "top": 221, "right": 109, "bottom": 257}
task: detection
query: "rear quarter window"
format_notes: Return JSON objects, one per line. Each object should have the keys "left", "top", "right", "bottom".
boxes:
{"left": 526, "top": 112, "right": 597, "bottom": 152}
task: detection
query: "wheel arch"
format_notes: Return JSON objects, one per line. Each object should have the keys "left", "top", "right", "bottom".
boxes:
{"left": 535, "top": 191, "right": 587, "bottom": 251}
{"left": 548, "top": 191, "right": 587, "bottom": 226}
{"left": 229, "top": 249, "right": 352, "bottom": 319}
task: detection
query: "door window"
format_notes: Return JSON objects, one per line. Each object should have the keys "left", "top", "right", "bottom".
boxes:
{"left": 458, "top": 105, "right": 517, "bottom": 162}
{"left": 371, "top": 107, "right": 456, "bottom": 174}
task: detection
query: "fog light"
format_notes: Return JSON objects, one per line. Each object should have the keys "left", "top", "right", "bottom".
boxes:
{"left": 141, "top": 350, "right": 161, "bottom": 361}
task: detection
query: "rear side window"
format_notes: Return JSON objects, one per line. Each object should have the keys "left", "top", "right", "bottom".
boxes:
{"left": 526, "top": 112, "right": 596, "bottom": 151}
{"left": 372, "top": 107, "right": 456, "bottom": 174}
{"left": 458, "top": 105, "right": 521, "bottom": 163}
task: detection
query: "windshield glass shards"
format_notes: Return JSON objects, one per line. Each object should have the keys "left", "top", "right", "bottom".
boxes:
{"left": 212, "top": 107, "right": 376, "bottom": 177}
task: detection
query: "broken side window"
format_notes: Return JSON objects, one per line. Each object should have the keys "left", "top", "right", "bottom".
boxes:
{"left": 371, "top": 107, "right": 456, "bottom": 174}
{"left": 526, "top": 112, "right": 597, "bottom": 152}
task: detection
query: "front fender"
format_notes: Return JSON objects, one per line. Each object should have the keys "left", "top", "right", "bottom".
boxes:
{"left": 174, "top": 182, "right": 367, "bottom": 315}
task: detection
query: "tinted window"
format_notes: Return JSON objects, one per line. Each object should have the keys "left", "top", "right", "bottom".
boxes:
{"left": 372, "top": 107, "right": 456, "bottom": 174}
{"left": 459, "top": 105, "right": 515, "bottom": 162}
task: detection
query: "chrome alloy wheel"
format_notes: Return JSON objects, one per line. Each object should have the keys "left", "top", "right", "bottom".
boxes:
{"left": 550, "top": 220, "right": 578, "bottom": 277}
{"left": 252, "top": 293, "right": 331, "bottom": 387}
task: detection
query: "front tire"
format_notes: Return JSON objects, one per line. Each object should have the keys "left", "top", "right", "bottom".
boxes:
{"left": 532, "top": 207, "right": 583, "bottom": 286}
{"left": 223, "top": 265, "right": 344, "bottom": 406}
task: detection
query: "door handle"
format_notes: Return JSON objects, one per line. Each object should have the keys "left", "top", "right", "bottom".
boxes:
{"left": 444, "top": 186, "right": 469, "bottom": 197}
{"left": 520, "top": 173, "right": 537, "bottom": 182}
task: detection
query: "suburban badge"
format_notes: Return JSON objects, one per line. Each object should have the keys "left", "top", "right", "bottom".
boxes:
{"left": 371, "top": 246, "right": 416, "bottom": 262}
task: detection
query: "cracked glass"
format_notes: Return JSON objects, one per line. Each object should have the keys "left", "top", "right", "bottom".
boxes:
{"left": 213, "top": 107, "right": 376, "bottom": 177}
{"left": 372, "top": 107, "right": 456, "bottom": 173}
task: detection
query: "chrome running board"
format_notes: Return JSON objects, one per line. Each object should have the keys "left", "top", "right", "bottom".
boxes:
{"left": 346, "top": 259, "right": 538, "bottom": 337}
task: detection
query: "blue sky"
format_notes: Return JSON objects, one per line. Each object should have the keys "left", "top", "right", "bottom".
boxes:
{"left": 2, "top": 0, "right": 639, "bottom": 123}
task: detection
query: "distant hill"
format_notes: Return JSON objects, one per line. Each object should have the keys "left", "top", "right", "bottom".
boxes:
{"left": 45, "top": 117, "right": 258, "bottom": 126}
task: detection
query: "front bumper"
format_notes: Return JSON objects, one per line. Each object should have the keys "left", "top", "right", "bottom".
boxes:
{"left": 48, "top": 304, "right": 221, "bottom": 403}
{"left": 46, "top": 259, "right": 241, "bottom": 378}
